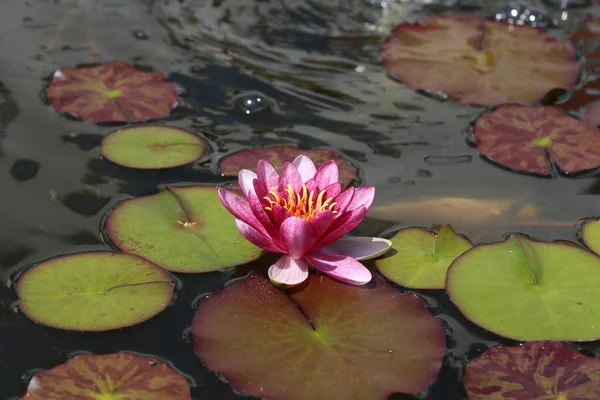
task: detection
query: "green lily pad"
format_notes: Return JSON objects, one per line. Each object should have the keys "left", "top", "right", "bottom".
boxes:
{"left": 16, "top": 251, "right": 174, "bottom": 331}
{"left": 464, "top": 341, "right": 600, "bottom": 400}
{"left": 100, "top": 125, "right": 208, "bottom": 169}
{"left": 106, "top": 185, "right": 262, "bottom": 273}
{"left": 192, "top": 272, "right": 445, "bottom": 399}
{"left": 375, "top": 225, "right": 473, "bottom": 289}
{"left": 20, "top": 353, "right": 190, "bottom": 399}
{"left": 447, "top": 235, "right": 600, "bottom": 341}
{"left": 580, "top": 218, "right": 600, "bottom": 256}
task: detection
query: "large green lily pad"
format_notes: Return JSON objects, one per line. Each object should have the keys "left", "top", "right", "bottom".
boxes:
{"left": 20, "top": 353, "right": 190, "bottom": 399}
{"left": 16, "top": 251, "right": 174, "bottom": 331}
{"left": 464, "top": 341, "right": 600, "bottom": 400}
{"left": 192, "top": 272, "right": 445, "bottom": 400}
{"left": 100, "top": 125, "right": 208, "bottom": 169}
{"left": 580, "top": 218, "right": 600, "bottom": 256}
{"left": 106, "top": 185, "right": 262, "bottom": 273}
{"left": 447, "top": 235, "right": 600, "bottom": 341}
{"left": 375, "top": 225, "right": 472, "bottom": 289}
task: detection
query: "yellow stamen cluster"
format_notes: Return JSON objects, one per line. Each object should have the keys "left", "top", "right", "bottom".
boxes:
{"left": 264, "top": 184, "right": 338, "bottom": 221}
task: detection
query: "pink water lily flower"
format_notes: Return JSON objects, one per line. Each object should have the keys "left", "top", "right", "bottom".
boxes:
{"left": 217, "top": 155, "right": 391, "bottom": 286}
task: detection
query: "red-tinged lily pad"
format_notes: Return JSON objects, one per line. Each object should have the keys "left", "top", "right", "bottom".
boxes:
{"left": 380, "top": 16, "right": 579, "bottom": 106}
{"left": 192, "top": 272, "right": 445, "bottom": 400}
{"left": 20, "top": 353, "right": 190, "bottom": 400}
{"left": 106, "top": 185, "right": 262, "bottom": 273}
{"left": 375, "top": 225, "right": 473, "bottom": 289}
{"left": 100, "top": 125, "right": 208, "bottom": 169}
{"left": 219, "top": 145, "right": 358, "bottom": 187}
{"left": 585, "top": 101, "right": 600, "bottom": 126}
{"left": 16, "top": 251, "right": 173, "bottom": 331}
{"left": 447, "top": 235, "right": 600, "bottom": 341}
{"left": 474, "top": 104, "right": 600, "bottom": 176}
{"left": 464, "top": 341, "right": 600, "bottom": 400}
{"left": 46, "top": 60, "right": 178, "bottom": 123}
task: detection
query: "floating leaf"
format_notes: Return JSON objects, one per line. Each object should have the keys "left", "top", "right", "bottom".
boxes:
{"left": 16, "top": 252, "right": 173, "bottom": 331}
{"left": 474, "top": 105, "right": 600, "bottom": 175}
{"left": 106, "top": 185, "right": 262, "bottom": 273}
{"left": 219, "top": 145, "right": 358, "bottom": 187}
{"left": 380, "top": 16, "right": 579, "bottom": 106}
{"left": 375, "top": 225, "right": 473, "bottom": 289}
{"left": 585, "top": 101, "right": 600, "bottom": 126}
{"left": 100, "top": 125, "right": 208, "bottom": 169}
{"left": 447, "top": 235, "right": 600, "bottom": 341}
{"left": 46, "top": 60, "right": 178, "bottom": 123}
{"left": 192, "top": 272, "right": 445, "bottom": 400}
{"left": 20, "top": 353, "right": 190, "bottom": 399}
{"left": 464, "top": 341, "right": 600, "bottom": 400}
{"left": 580, "top": 218, "right": 600, "bottom": 255}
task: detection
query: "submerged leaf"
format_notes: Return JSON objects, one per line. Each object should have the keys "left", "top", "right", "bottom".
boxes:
{"left": 447, "top": 235, "right": 600, "bottom": 341}
{"left": 16, "top": 252, "right": 174, "bottom": 331}
{"left": 100, "top": 125, "right": 208, "bottom": 169}
{"left": 20, "top": 353, "right": 190, "bottom": 400}
{"left": 376, "top": 225, "right": 473, "bottom": 289}
{"left": 192, "top": 273, "right": 445, "bottom": 400}
{"left": 219, "top": 145, "right": 358, "bottom": 187}
{"left": 474, "top": 105, "right": 600, "bottom": 175}
{"left": 106, "top": 185, "right": 262, "bottom": 273}
{"left": 381, "top": 16, "right": 579, "bottom": 106}
{"left": 464, "top": 341, "right": 600, "bottom": 400}
{"left": 46, "top": 61, "right": 178, "bottom": 122}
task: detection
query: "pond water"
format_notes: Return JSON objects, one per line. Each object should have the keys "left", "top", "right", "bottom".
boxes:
{"left": 2, "top": 0, "right": 600, "bottom": 399}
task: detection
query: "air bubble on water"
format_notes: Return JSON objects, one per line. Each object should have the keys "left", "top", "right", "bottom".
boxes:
{"left": 234, "top": 91, "right": 272, "bottom": 115}
{"left": 494, "top": 2, "right": 551, "bottom": 28}
{"left": 132, "top": 29, "right": 149, "bottom": 40}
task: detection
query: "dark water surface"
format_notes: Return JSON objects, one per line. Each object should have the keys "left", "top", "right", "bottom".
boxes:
{"left": 2, "top": 0, "right": 600, "bottom": 399}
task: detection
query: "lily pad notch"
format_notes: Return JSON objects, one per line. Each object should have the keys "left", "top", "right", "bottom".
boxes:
{"left": 100, "top": 125, "right": 209, "bottom": 169}
{"left": 16, "top": 251, "right": 174, "bottom": 331}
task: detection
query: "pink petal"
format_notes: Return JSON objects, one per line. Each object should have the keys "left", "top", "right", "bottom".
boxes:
{"left": 235, "top": 219, "right": 284, "bottom": 253}
{"left": 314, "top": 206, "right": 367, "bottom": 250}
{"left": 292, "top": 155, "right": 317, "bottom": 183}
{"left": 268, "top": 255, "right": 309, "bottom": 286}
{"left": 319, "top": 236, "right": 391, "bottom": 261}
{"left": 346, "top": 186, "right": 375, "bottom": 212}
{"left": 313, "top": 160, "right": 339, "bottom": 189}
{"left": 309, "top": 210, "right": 335, "bottom": 239}
{"left": 268, "top": 204, "right": 290, "bottom": 229}
{"left": 306, "top": 252, "right": 372, "bottom": 285}
{"left": 304, "top": 178, "right": 318, "bottom": 193}
{"left": 218, "top": 188, "right": 265, "bottom": 234}
{"left": 257, "top": 160, "right": 279, "bottom": 191}
{"left": 333, "top": 187, "right": 355, "bottom": 214}
{"left": 238, "top": 169, "right": 257, "bottom": 198}
{"left": 278, "top": 162, "right": 303, "bottom": 193}
{"left": 246, "top": 187, "right": 280, "bottom": 241}
{"left": 279, "top": 217, "right": 314, "bottom": 259}
{"left": 323, "top": 182, "right": 342, "bottom": 198}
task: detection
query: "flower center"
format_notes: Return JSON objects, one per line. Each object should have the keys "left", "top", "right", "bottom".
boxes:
{"left": 263, "top": 184, "right": 338, "bottom": 221}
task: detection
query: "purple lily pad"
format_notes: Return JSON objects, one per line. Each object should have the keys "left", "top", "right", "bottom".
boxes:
{"left": 381, "top": 16, "right": 579, "bottom": 106}
{"left": 192, "top": 272, "right": 445, "bottom": 400}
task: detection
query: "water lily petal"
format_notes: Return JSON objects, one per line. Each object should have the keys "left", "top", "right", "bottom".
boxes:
{"left": 334, "top": 187, "right": 355, "bottom": 214}
{"left": 235, "top": 219, "right": 284, "bottom": 253}
{"left": 306, "top": 252, "right": 372, "bottom": 285}
{"left": 247, "top": 185, "right": 281, "bottom": 241}
{"left": 315, "top": 206, "right": 367, "bottom": 249}
{"left": 268, "top": 255, "right": 309, "bottom": 286}
{"left": 314, "top": 160, "right": 339, "bottom": 189}
{"left": 319, "top": 236, "right": 392, "bottom": 261}
{"left": 346, "top": 186, "right": 375, "bottom": 212}
{"left": 278, "top": 162, "right": 303, "bottom": 193}
{"left": 323, "top": 182, "right": 342, "bottom": 198}
{"left": 258, "top": 160, "right": 280, "bottom": 191}
{"left": 304, "top": 178, "right": 318, "bottom": 193}
{"left": 309, "top": 210, "right": 335, "bottom": 239}
{"left": 280, "top": 217, "right": 314, "bottom": 259}
{"left": 268, "top": 204, "right": 290, "bottom": 229}
{"left": 238, "top": 169, "right": 257, "bottom": 197}
{"left": 292, "top": 155, "right": 317, "bottom": 183}
{"left": 218, "top": 188, "right": 266, "bottom": 234}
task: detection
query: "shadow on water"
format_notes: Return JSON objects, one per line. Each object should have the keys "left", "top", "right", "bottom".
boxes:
{"left": 0, "top": 0, "right": 599, "bottom": 399}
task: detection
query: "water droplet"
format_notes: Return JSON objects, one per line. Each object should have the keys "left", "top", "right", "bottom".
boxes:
{"left": 234, "top": 91, "right": 271, "bottom": 115}
{"left": 10, "top": 159, "right": 40, "bottom": 181}
{"left": 424, "top": 155, "right": 472, "bottom": 166}
{"left": 494, "top": 2, "right": 550, "bottom": 28}
{"left": 132, "top": 29, "right": 149, "bottom": 40}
